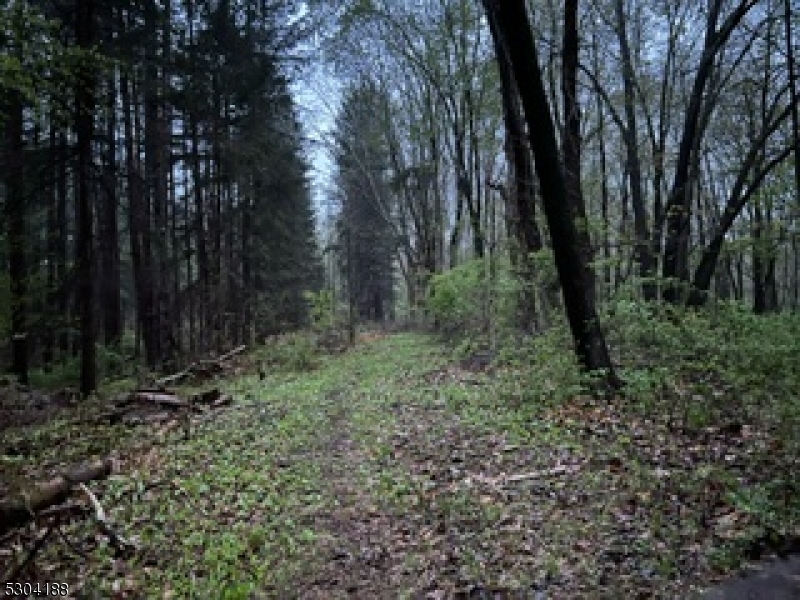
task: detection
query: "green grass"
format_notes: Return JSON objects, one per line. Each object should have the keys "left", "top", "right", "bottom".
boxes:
{"left": 51, "top": 332, "right": 447, "bottom": 597}
{"left": 4, "top": 308, "right": 799, "bottom": 598}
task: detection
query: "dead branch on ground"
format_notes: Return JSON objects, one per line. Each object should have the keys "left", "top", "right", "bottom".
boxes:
{"left": 0, "top": 459, "right": 113, "bottom": 537}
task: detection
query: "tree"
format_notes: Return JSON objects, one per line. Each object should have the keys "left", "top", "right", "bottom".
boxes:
{"left": 482, "top": 0, "right": 618, "bottom": 384}
{"left": 561, "top": 0, "right": 595, "bottom": 306}
{"left": 612, "top": 0, "right": 655, "bottom": 300}
{"left": 3, "top": 71, "right": 28, "bottom": 385}
{"left": 661, "top": 0, "right": 760, "bottom": 304}
{"left": 333, "top": 81, "right": 396, "bottom": 324}
{"left": 75, "top": 0, "right": 96, "bottom": 396}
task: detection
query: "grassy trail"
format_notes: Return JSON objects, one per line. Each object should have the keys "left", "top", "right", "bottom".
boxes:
{"left": 4, "top": 331, "right": 797, "bottom": 598}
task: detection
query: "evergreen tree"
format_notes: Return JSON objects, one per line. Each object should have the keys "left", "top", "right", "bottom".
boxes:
{"left": 334, "top": 81, "right": 396, "bottom": 323}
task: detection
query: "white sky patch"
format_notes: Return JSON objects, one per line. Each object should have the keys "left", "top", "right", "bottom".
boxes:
{"left": 292, "top": 61, "right": 342, "bottom": 232}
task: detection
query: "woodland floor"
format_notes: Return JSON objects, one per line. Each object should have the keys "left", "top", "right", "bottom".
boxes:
{"left": 1, "top": 330, "right": 799, "bottom": 598}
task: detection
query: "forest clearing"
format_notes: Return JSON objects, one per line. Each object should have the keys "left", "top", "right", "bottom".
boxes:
{"left": 1, "top": 321, "right": 799, "bottom": 598}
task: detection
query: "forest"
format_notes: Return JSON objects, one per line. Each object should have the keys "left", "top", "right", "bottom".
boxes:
{"left": 1, "top": 0, "right": 799, "bottom": 597}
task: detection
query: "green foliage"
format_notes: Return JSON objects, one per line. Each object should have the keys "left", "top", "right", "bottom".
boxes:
{"left": 604, "top": 298, "right": 800, "bottom": 415}
{"left": 0, "top": 2, "right": 111, "bottom": 125}
{"left": 28, "top": 344, "right": 140, "bottom": 390}
{"left": 6, "top": 327, "right": 799, "bottom": 596}
{"left": 427, "top": 258, "right": 486, "bottom": 333}
{"left": 257, "top": 332, "right": 319, "bottom": 372}
{"left": 303, "top": 288, "right": 339, "bottom": 331}
{"left": 498, "top": 324, "right": 585, "bottom": 406}
{"left": 427, "top": 257, "right": 513, "bottom": 340}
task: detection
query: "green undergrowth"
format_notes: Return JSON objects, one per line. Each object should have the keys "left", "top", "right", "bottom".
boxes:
{"left": 434, "top": 299, "right": 800, "bottom": 582}
{"left": 3, "top": 310, "right": 798, "bottom": 597}
{"left": 29, "top": 332, "right": 448, "bottom": 598}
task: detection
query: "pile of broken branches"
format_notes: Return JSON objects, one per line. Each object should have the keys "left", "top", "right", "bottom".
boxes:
{"left": 0, "top": 346, "right": 247, "bottom": 583}
{"left": 98, "top": 387, "right": 233, "bottom": 429}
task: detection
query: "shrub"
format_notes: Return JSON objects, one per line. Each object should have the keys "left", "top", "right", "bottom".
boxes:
{"left": 258, "top": 332, "right": 318, "bottom": 372}
{"left": 427, "top": 258, "right": 486, "bottom": 333}
{"left": 427, "top": 256, "right": 521, "bottom": 340}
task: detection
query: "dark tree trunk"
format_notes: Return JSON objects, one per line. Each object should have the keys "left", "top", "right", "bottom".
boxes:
{"left": 465, "top": 88, "right": 485, "bottom": 260}
{"left": 486, "top": 1, "right": 542, "bottom": 329}
{"left": 662, "top": 0, "right": 759, "bottom": 303}
{"left": 483, "top": 0, "right": 618, "bottom": 384}
{"left": 753, "top": 204, "right": 766, "bottom": 314}
{"left": 753, "top": 204, "right": 779, "bottom": 314}
{"left": 144, "top": 0, "right": 164, "bottom": 366}
{"left": 75, "top": 0, "right": 96, "bottom": 396}
{"left": 486, "top": 4, "right": 542, "bottom": 258}
{"left": 120, "top": 71, "right": 155, "bottom": 366}
{"left": 785, "top": 0, "right": 800, "bottom": 216}
{"left": 4, "top": 88, "right": 28, "bottom": 385}
{"left": 100, "top": 76, "right": 122, "bottom": 346}
{"left": 561, "top": 0, "right": 595, "bottom": 307}
{"left": 191, "top": 115, "right": 209, "bottom": 354}
{"left": 56, "top": 131, "right": 69, "bottom": 356}
{"left": 614, "top": 0, "right": 654, "bottom": 300}
{"left": 43, "top": 125, "right": 58, "bottom": 369}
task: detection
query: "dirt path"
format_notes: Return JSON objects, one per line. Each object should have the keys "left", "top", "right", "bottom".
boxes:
{"left": 294, "top": 392, "right": 399, "bottom": 599}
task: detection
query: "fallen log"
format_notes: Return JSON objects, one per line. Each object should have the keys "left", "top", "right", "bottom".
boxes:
{"left": 127, "top": 392, "right": 195, "bottom": 411}
{"left": 0, "top": 458, "right": 113, "bottom": 537}
{"left": 156, "top": 345, "right": 247, "bottom": 387}
{"left": 216, "top": 344, "right": 247, "bottom": 362}
{"left": 100, "top": 389, "right": 230, "bottom": 429}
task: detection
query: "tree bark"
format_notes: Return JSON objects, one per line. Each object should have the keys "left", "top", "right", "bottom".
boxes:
{"left": 785, "top": 0, "right": 800, "bottom": 218}
{"left": 144, "top": 0, "right": 164, "bottom": 366}
{"left": 562, "top": 0, "right": 595, "bottom": 306}
{"left": 100, "top": 75, "right": 122, "bottom": 346}
{"left": 482, "top": 0, "right": 618, "bottom": 384}
{"left": 662, "top": 0, "right": 759, "bottom": 303}
{"left": 75, "top": 0, "right": 96, "bottom": 396}
{"left": 120, "top": 69, "right": 155, "bottom": 366}
{"left": 613, "top": 0, "right": 654, "bottom": 300}
{"left": 486, "top": 0, "right": 542, "bottom": 328}
{"left": 4, "top": 88, "right": 28, "bottom": 385}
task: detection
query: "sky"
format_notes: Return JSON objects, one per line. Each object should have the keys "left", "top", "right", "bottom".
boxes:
{"left": 290, "top": 43, "right": 342, "bottom": 233}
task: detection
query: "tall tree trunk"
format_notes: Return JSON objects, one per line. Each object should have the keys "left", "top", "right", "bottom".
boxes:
{"left": 143, "top": 0, "right": 164, "bottom": 367}
{"left": 75, "top": 0, "right": 96, "bottom": 396}
{"left": 785, "top": 0, "right": 800, "bottom": 218}
{"left": 613, "top": 0, "right": 654, "bottom": 300}
{"left": 120, "top": 71, "right": 155, "bottom": 366}
{"left": 753, "top": 204, "right": 767, "bottom": 314}
{"left": 485, "top": 1, "right": 541, "bottom": 329}
{"left": 158, "top": 0, "right": 175, "bottom": 365}
{"left": 56, "top": 131, "right": 69, "bottom": 356}
{"left": 43, "top": 124, "right": 58, "bottom": 369}
{"left": 486, "top": 4, "right": 542, "bottom": 257}
{"left": 483, "top": 0, "right": 618, "bottom": 385}
{"left": 4, "top": 88, "right": 28, "bottom": 385}
{"left": 192, "top": 115, "right": 209, "bottom": 354}
{"left": 561, "top": 0, "right": 595, "bottom": 307}
{"left": 662, "top": 0, "right": 759, "bottom": 303}
{"left": 100, "top": 76, "right": 122, "bottom": 346}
